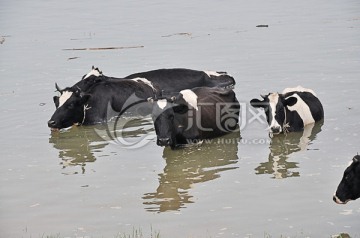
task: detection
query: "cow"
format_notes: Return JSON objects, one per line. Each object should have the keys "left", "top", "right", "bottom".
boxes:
{"left": 49, "top": 67, "right": 236, "bottom": 130}
{"left": 48, "top": 79, "right": 156, "bottom": 130}
{"left": 69, "top": 66, "right": 235, "bottom": 93}
{"left": 333, "top": 155, "right": 360, "bottom": 204}
{"left": 250, "top": 86, "right": 324, "bottom": 136}
{"left": 148, "top": 87, "right": 240, "bottom": 149}
{"left": 124, "top": 68, "right": 235, "bottom": 92}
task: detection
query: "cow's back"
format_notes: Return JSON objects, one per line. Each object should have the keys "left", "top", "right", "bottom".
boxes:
{"left": 125, "top": 68, "right": 206, "bottom": 92}
{"left": 193, "top": 87, "right": 240, "bottom": 138}
{"left": 284, "top": 90, "right": 324, "bottom": 122}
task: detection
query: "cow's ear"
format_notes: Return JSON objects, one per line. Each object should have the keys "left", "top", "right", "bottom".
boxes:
{"left": 80, "top": 94, "right": 91, "bottom": 104}
{"left": 173, "top": 104, "right": 188, "bottom": 114}
{"left": 250, "top": 98, "right": 264, "bottom": 108}
{"left": 284, "top": 97, "right": 297, "bottom": 107}
{"left": 53, "top": 96, "right": 59, "bottom": 108}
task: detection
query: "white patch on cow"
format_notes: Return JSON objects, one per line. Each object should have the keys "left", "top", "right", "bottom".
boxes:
{"left": 157, "top": 99, "right": 168, "bottom": 109}
{"left": 180, "top": 89, "right": 198, "bottom": 110}
{"left": 204, "top": 71, "right": 227, "bottom": 77}
{"left": 83, "top": 68, "right": 102, "bottom": 79}
{"left": 286, "top": 93, "right": 315, "bottom": 126}
{"left": 58, "top": 91, "right": 73, "bottom": 108}
{"left": 131, "top": 77, "right": 156, "bottom": 91}
{"left": 268, "top": 93, "right": 282, "bottom": 131}
{"left": 282, "top": 86, "right": 317, "bottom": 96}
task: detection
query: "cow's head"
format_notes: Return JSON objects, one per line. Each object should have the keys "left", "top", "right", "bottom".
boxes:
{"left": 48, "top": 84, "right": 91, "bottom": 130}
{"left": 333, "top": 155, "right": 360, "bottom": 204}
{"left": 148, "top": 92, "right": 195, "bottom": 149}
{"left": 250, "top": 93, "right": 298, "bottom": 135}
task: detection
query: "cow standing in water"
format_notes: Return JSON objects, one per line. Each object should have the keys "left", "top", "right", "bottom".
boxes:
{"left": 250, "top": 86, "right": 324, "bottom": 136}
{"left": 148, "top": 87, "right": 240, "bottom": 149}
{"left": 333, "top": 155, "right": 360, "bottom": 204}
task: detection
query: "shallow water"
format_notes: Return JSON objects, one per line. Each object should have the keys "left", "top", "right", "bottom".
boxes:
{"left": 1, "top": 0, "right": 360, "bottom": 237}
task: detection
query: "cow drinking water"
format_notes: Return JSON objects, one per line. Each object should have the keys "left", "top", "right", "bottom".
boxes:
{"left": 148, "top": 87, "right": 240, "bottom": 149}
{"left": 333, "top": 155, "right": 360, "bottom": 204}
{"left": 250, "top": 86, "right": 324, "bottom": 136}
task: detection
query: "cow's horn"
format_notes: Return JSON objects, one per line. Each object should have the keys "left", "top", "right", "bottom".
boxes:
{"left": 260, "top": 94, "right": 266, "bottom": 99}
{"left": 55, "top": 83, "right": 62, "bottom": 93}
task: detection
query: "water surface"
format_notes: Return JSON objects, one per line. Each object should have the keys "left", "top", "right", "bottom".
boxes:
{"left": 1, "top": 0, "right": 360, "bottom": 237}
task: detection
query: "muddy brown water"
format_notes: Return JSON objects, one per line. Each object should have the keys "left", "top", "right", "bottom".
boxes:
{"left": 1, "top": 0, "right": 360, "bottom": 237}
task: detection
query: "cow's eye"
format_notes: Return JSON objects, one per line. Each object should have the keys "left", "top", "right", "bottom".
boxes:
{"left": 169, "top": 115, "right": 174, "bottom": 120}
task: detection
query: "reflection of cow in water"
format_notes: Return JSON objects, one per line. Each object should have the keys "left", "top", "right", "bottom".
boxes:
{"left": 49, "top": 118, "right": 153, "bottom": 174}
{"left": 48, "top": 126, "right": 107, "bottom": 174}
{"left": 142, "top": 130, "right": 240, "bottom": 212}
{"left": 255, "top": 120, "right": 323, "bottom": 179}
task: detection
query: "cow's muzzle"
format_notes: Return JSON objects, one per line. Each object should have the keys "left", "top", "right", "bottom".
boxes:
{"left": 48, "top": 120, "right": 56, "bottom": 128}
{"left": 157, "top": 137, "right": 171, "bottom": 146}
{"left": 333, "top": 194, "right": 349, "bottom": 204}
{"left": 270, "top": 126, "right": 281, "bottom": 134}
{"left": 48, "top": 120, "right": 60, "bottom": 131}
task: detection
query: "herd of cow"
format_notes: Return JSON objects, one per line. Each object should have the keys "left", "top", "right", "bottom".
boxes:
{"left": 47, "top": 67, "right": 359, "bottom": 205}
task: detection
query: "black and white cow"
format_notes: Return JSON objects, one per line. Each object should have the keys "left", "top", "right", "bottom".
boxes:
{"left": 250, "top": 86, "right": 324, "bottom": 135}
{"left": 124, "top": 68, "right": 235, "bottom": 92}
{"left": 148, "top": 87, "right": 240, "bottom": 149}
{"left": 69, "top": 66, "right": 235, "bottom": 93}
{"left": 333, "top": 155, "right": 360, "bottom": 204}
{"left": 48, "top": 79, "right": 156, "bottom": 130}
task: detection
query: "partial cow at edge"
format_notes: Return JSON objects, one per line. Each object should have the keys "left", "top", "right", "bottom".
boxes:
{"left": 333, "top": 155, "right": 360, "bottom": 204}
{"left": 250, "top": 86, "right": 324, "bottom": 136}
{"left": 148, "top": 87, "right": 240, "bottom": 149}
